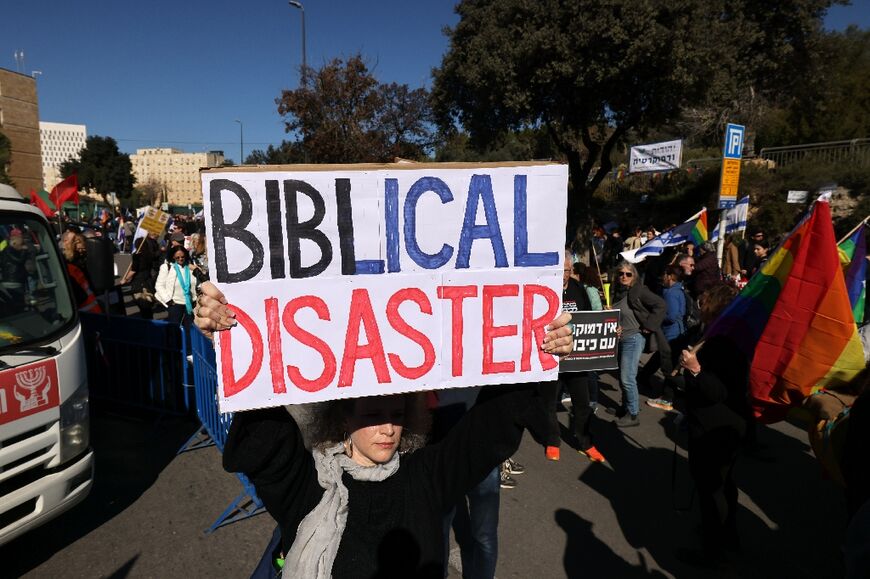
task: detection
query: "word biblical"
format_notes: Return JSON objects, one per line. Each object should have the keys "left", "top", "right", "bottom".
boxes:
{"left": 209, "top": 174, "right": 556, "bottom": 283}
{"left": 203, "top": 165, "right": 568, "bottom": 411}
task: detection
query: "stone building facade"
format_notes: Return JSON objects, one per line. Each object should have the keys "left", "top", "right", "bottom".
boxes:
{"left": 0, "top": 68, "right": 42, "bottom": 194}
{"left": 130, "top": 147, "right": 224, "bottom": 206}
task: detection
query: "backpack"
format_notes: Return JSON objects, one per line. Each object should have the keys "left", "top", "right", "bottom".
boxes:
{"left": 683, "top": 286, "right": 701, "bottom": 330}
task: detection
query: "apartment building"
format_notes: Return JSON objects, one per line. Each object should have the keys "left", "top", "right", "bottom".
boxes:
{"left": 0, "top": 68, "right": 42, "bottom": 193}
{"left": 130, "top": 147, "right": 224, "bottom": 206}
{"left": 40, "top": 121, "right": 87, "bottom": 190}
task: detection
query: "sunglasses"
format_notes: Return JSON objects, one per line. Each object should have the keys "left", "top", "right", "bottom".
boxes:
{"left": 618, "top": 271, "right": 633, "bottom": 278}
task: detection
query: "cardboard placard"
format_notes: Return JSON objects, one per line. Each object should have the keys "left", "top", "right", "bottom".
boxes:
{"left": 202, "top": 163, "right": 568, "bottom": 411}
{"left": 139, "top": 207, "right": 170, "bottom": 236}
{"left": 559, "top": 311, "right": 620, "bottom": 372}
{"left": 628, "top": 139, "right": 682, "bottom": 173}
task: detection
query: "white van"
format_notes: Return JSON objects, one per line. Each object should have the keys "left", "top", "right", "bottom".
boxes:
{"left": 0, "top": 184, "right": 93, "bottom": 546}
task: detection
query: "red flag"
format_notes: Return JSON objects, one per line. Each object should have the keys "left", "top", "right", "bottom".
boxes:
{"left": 29, "top": 189, "right": 56, "bottom": 218}
{"left": 50, "top": 174, "right": 79, "bottom": 208}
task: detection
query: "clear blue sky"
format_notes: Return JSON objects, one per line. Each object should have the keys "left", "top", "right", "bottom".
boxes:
{"left": 3, "top": 0, "right": 867, "bottom": 160}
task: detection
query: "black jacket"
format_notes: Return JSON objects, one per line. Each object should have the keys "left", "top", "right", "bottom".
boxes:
{"left": 223, "top": 385, "right": 538, "bottom": 579}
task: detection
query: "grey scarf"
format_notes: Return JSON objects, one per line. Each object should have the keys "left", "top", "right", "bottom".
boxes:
{"left": 283, "top": 442, "right": 401, "bottom": 578}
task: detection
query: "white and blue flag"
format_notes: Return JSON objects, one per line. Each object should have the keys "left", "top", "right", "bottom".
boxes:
{"left": 710, "top": 196, "right": 749, "bottom": 241}
{"left": 620, "top": 209, "right": 705, "bottom": 264}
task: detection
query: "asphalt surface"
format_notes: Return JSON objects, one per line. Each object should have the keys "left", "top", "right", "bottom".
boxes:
{"left": 1, "top": 368, "right": 848, "bottom": 578}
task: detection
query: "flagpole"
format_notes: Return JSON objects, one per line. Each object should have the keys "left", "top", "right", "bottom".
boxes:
{"left": 837, "top": 215, "right": 869, "bottom": 245}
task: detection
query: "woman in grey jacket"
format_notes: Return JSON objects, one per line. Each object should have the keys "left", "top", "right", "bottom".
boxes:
{"left": 608, "top": 261, "right": 667, "bottom": 426}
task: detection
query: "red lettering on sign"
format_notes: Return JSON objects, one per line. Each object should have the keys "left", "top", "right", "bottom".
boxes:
{"left": 338, "top": 289, "right": 391, "bottom": 387}
{"left": 386, "top": 288, "right": 436, "bottom": 379}
{"left": 219, "top": 305, "right": 263, "bottom": 397}
{"left": 264, "top": 297, "right": 286, "bottom": 394}
{"left": 521, "top": 284, "right": 560, "bottom": 372}
{"left": 283, "top": 296, "right": 336, "bottom": 392}
{"left": 482, "top": 284, "right": 518, "bottom": 374}
{"left": 437, "top": 285, "right": 478, "bottom": 377}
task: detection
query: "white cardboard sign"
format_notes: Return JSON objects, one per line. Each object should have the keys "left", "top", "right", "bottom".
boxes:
{"left": 628, "top": 139, "right": 683, "bottom": 173}
{"left": 202, "top": 164, "right": 568, "bottom": 411}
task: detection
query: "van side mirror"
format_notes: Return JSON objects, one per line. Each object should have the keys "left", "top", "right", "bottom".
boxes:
{"left": 85, "top": 237, "right": 115, "bottom": 294}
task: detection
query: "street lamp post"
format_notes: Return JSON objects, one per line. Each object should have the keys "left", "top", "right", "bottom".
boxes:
{"left": 234, "top": 119, "right": 244, "bottom": 164}
{"left": 289, "top": 1, "right": 307, "bottom": 85}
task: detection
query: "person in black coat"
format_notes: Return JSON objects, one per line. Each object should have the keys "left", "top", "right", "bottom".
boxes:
{"left": 194, "top": 282, "right": 574, "bottom": 579}
{"left": 677, "top": 284, "right": 749, "bottom": 567}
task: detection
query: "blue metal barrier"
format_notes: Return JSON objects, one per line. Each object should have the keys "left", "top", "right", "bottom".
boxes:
{"left": 80, "top": 313, "right": 193, "bottom": 415}
{"left": 180, "top": 326, "right": 264, "bottom": 532}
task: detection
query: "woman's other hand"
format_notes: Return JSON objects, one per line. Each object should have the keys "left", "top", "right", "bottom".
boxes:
{"left": 542, "top": 312, "right": 574, "bottom": 357}
{"left": 194, "top": 281, "right": 235, "bottom": 339}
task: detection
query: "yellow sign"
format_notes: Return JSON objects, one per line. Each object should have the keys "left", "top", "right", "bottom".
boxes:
{"left": 719, "top": 157, "right": 741, "bottom": 206}
{"left": 139, "top": 207, "right": 170, "bottom": 236}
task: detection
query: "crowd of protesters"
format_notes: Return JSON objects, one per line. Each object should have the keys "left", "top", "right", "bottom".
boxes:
{"left": 52, "top": 209, "right": 210, "bottom": 323}
{"left": 43, "top": 203, "right": 868, "bottom": 577}
{"left": 191, "top": 207, "right": 868, "bottom": 578}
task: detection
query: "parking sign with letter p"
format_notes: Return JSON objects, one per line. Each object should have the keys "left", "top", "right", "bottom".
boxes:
{"left": 724, "top": 124, "right": 745, "bottom": 159}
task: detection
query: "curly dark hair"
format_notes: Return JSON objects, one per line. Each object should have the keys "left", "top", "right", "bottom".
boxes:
{"left": 308, "top": 392, "right": 432, "bottom": 455}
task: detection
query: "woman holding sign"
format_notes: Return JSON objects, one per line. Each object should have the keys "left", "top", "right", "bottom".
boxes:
{"left": 194, "top": 282, "right": 574, "bottom": 579}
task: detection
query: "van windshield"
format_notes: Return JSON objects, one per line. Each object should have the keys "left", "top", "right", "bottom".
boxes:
{"left": 0, "top": 214, "right": 75, "bottom": 351}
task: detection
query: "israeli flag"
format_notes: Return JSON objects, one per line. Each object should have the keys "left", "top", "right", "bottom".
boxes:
{"left": 620, "top": 209, "right": 705, "bottom": 264}
{"left": 710, "top": 197, "right": 749, "bottom": 241}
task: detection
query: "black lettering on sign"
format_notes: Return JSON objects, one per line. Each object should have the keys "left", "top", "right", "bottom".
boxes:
{"left": 284, "top": 180, "right": 333, "bottom": 278}
{"left": 265, "top": 180, "right": 285, "bottom": 279}
{"left": 335, "top": 178, "right": 356, "bottom": 275}
{"left": 210, "top": 179, "right": 264, "bottom": 283}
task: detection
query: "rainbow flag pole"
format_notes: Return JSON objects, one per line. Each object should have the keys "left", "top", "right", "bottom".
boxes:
{"left": 705, "top": 197, "right": 865, "bottom": 423}
{"left": 689, "top": 208, "right": 708, "bottom": 246}
{"left": 838, "top": 218, "right": 868, "bottom": 324}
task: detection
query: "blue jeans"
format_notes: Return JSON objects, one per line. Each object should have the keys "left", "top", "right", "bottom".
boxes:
{"left": 619, "top": 332, "right": 646, "bottom": 416}
{"left": 443, "top": 466, "right": 500, "bottom": 579}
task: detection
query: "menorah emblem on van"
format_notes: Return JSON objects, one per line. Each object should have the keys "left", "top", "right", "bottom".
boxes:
{"left": 13, "top": 366, "right": 51, "bottom": 412}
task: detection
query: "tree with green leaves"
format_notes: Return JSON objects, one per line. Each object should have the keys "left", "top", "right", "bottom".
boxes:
{"left": 0, "top": 131, "right": 12, "bottom": 186}
{"left": 432, "top": 0, "right": 843, "bottom": 238}
{"left": 60, "top": 136, "right": 135, "bottom": 208}
{"left": 276, "top": 54, "right": 434, "bottom": 163}
{"left": 756, "top": 25, "right": 870, "bottom": 148}
{"left": 244, "top": 141, "right": 305, "bottom": 165}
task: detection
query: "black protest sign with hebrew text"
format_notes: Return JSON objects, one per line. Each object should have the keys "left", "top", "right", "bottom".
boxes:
{"left": 559, "top": 310, "right": 620, "bottom": 372}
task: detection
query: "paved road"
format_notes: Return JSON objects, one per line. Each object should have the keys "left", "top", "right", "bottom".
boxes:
{"left": 2, "top": 370, "right": 847, "bottom": 578}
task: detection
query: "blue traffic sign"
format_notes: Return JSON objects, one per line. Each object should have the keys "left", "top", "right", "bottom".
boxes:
{"left": 723, "top": 123, "right": 745, "bottom": 159}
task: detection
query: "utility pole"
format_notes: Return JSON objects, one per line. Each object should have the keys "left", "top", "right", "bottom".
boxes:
{"left": 289, "top": 1, "right": 307, "bottom": 85}
{"left": 234, "top": 119, "right": 244, "bottom": 164}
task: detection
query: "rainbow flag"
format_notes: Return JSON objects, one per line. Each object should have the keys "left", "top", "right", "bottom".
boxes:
{"left": 689, "top": 208, "right": 708, "bottom": 246}
{"left": 705, "top": 200, "right": 865, "bottom": 423}
{"left": 838, "top": 223, "right": 867, "bottom": 324}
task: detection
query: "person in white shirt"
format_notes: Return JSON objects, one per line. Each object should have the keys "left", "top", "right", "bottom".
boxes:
{"left": 155, "top": 245, "right": 198, "bottom": 326}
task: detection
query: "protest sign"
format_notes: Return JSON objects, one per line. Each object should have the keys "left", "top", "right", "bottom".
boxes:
{"left": 787, "top": 190, "right": 809, "bottom": 204}
{"left": 559, "top": 311, "right": 620, "bottom": 372}
{"left": 139, "top": 207, "right": 170, "bottom": 236}
{"left": 628, "top": 139, "right": 682, "bottom": 173}
{"left": 201, "top": 162, "right": 568, "bottom": 411}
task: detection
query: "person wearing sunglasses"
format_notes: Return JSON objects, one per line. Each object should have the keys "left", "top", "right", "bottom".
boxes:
{"left": 607, "top": 261, "right": 667, "bottom": 427}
